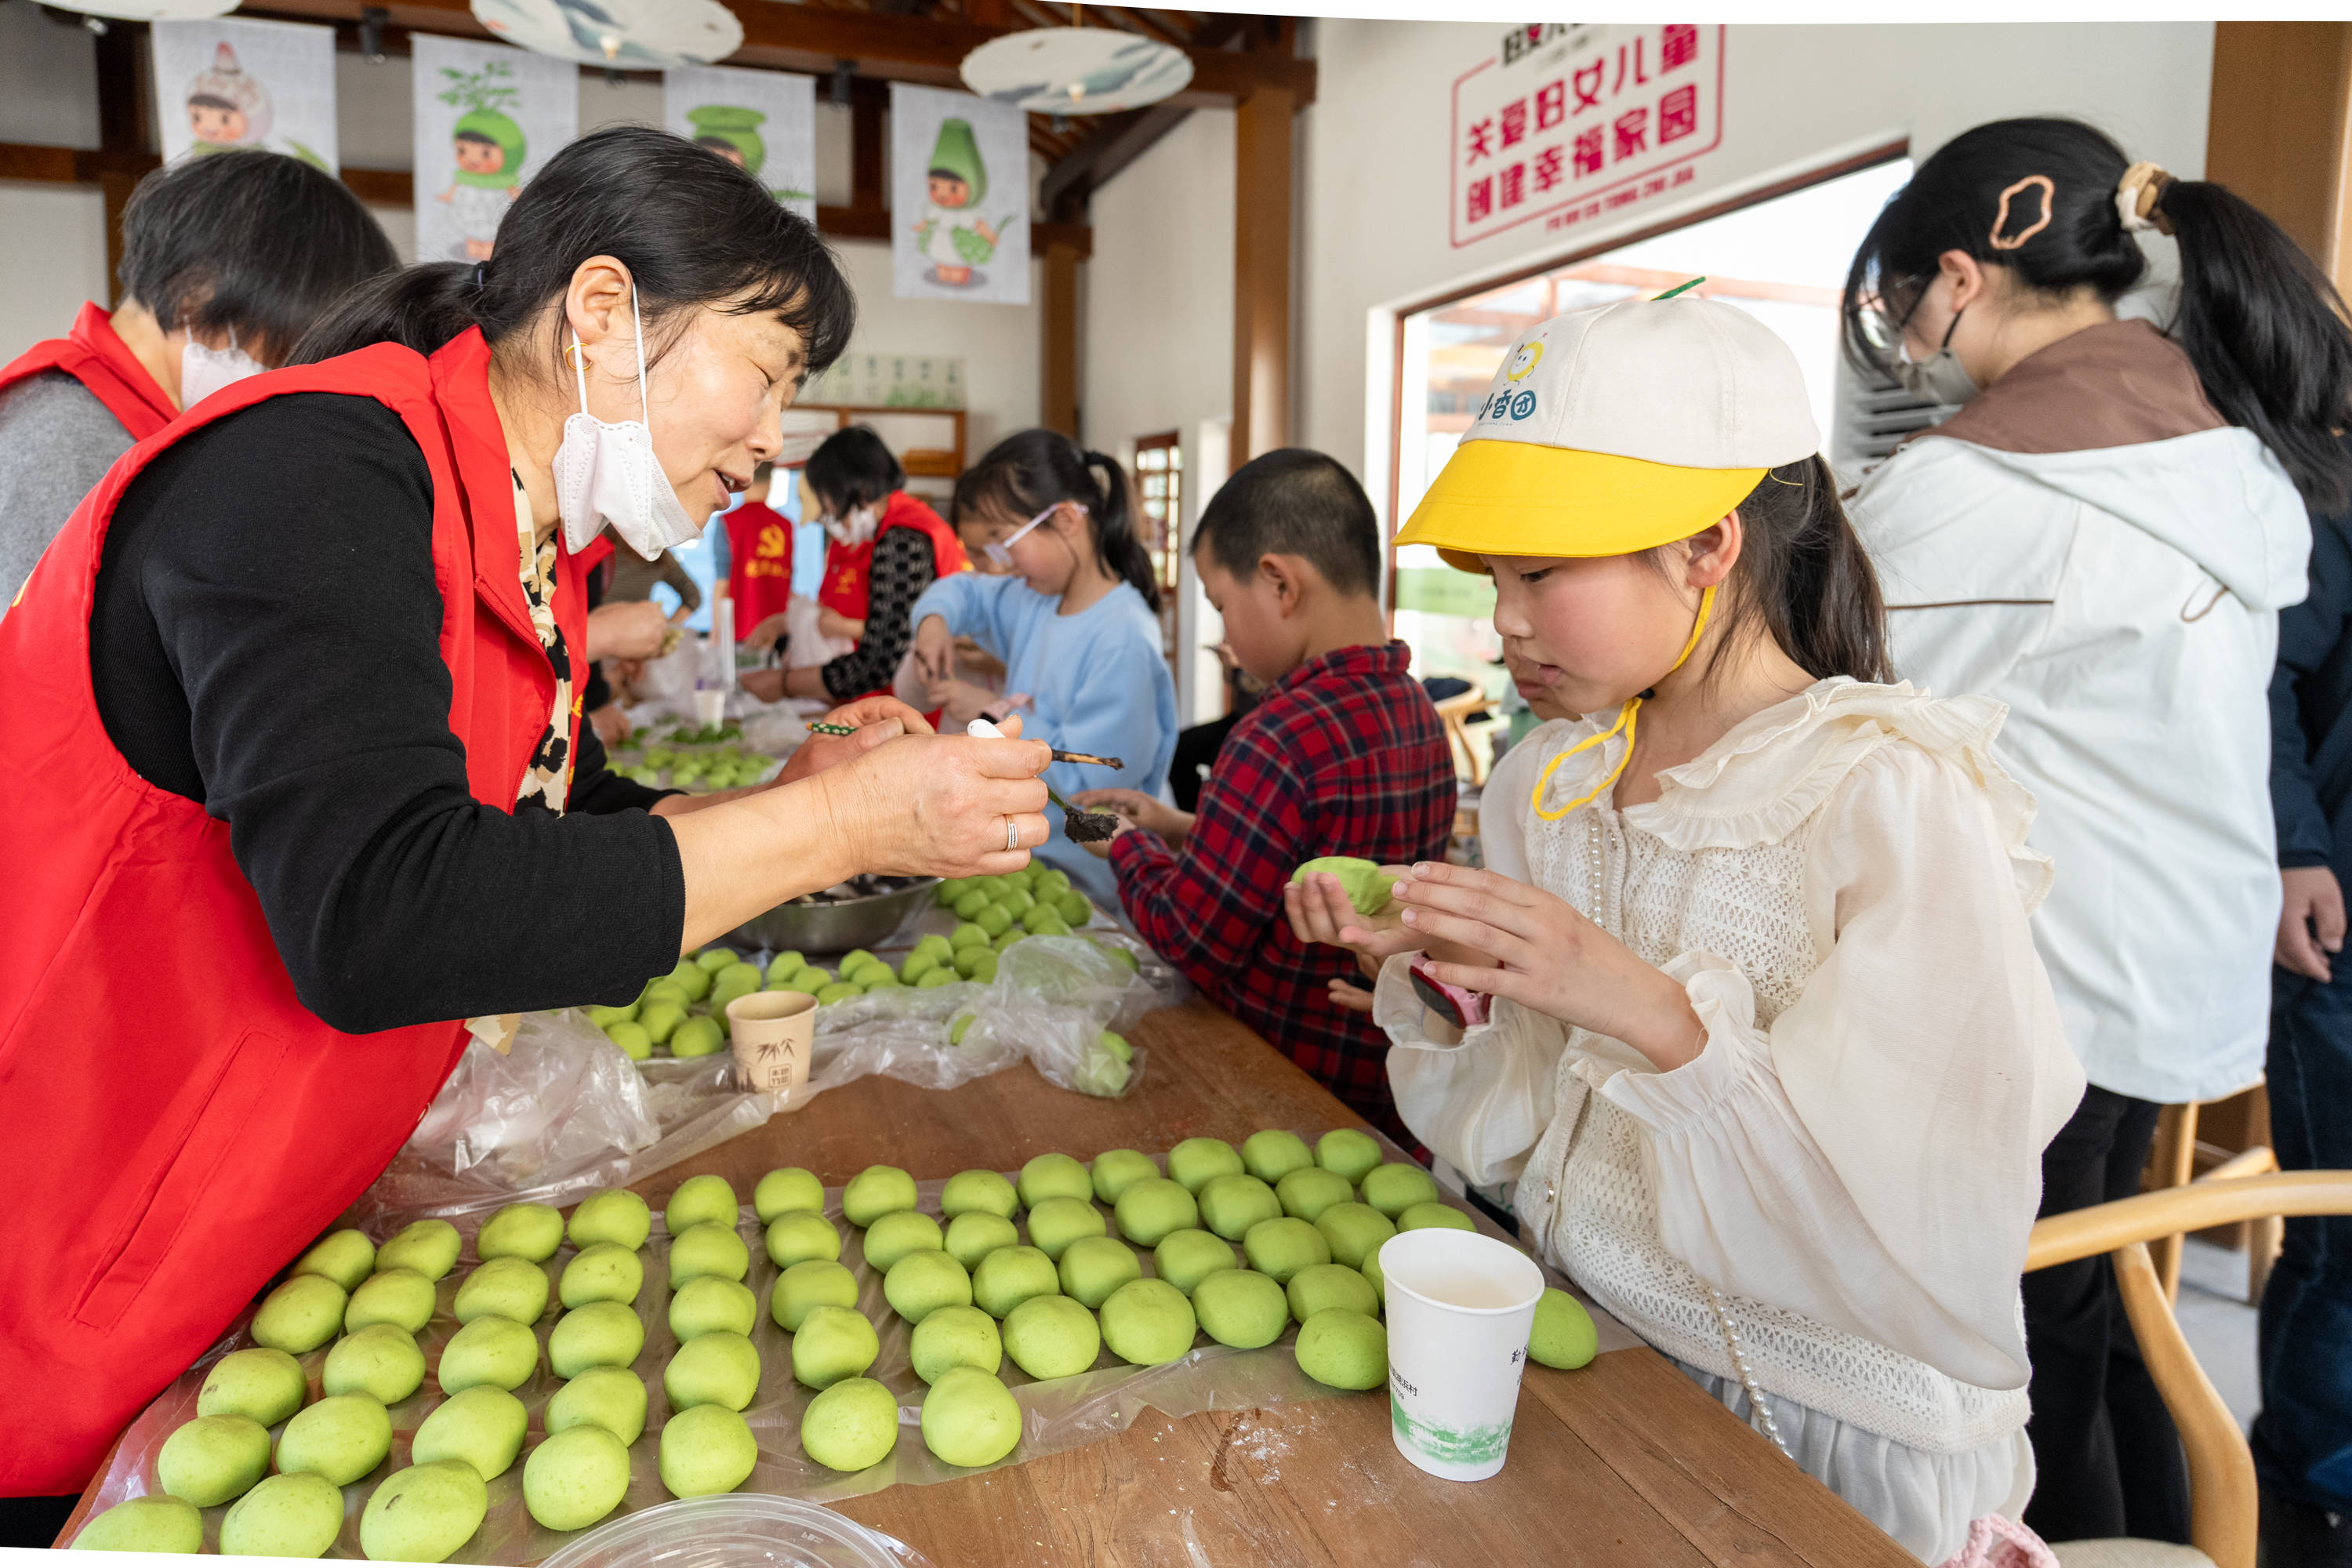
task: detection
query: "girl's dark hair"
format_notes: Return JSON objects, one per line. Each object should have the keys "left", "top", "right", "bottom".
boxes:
{"left": 1843, "top": 117, "right": 2352, "bottom": 512}
{"left": 956, "top": 429, "right": 1160, "bottom": 612}
{"left": 118, "top": 147, "right": 396, "bottom": 365}
{"left": 804, "top": 425, "right": 904, "bottom": 513}
{"left": 290, "top": 125, "right": 854, "bottom": 379}
{"left": 1685, "top": 456, "right": 1889, "bottom": 686}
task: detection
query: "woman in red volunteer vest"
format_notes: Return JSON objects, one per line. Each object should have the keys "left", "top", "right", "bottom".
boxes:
{"left": 0, "top": 126, "right": 1051, "bottom": 1515}
{"left": 723, "top": 459, "right": 799, "bottom": 636}
{"left": 0, "top": 149, "right": 394, "bottom": 609}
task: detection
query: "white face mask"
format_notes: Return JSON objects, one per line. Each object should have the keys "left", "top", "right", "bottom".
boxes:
{"left": 552, "top": 290, "right": 704, "bottom": 558}
{"left": 180, "top": 330, "right": 264, "bottom": 408}
{"left": 823, "top": 504, "right": 879, "bottom": 547}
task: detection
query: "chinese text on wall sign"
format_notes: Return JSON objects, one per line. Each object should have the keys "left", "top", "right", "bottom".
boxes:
{"left": 1450, "top": 23, "right": 1725, "bottom": 249}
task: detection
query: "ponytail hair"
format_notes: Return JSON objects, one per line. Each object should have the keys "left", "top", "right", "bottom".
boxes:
{"left": 1843, "top": 117, "right": 2352, "bottom": 512}
{"left": 955, "top": 429, "right": 1162, "bottom": 612}
{"left": 1694, "top": 456, "right": 1889, "bottom": 687}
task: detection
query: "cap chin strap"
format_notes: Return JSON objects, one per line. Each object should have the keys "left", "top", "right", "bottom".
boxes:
{"left": 1530, "top": 584, "right": 1716, "bottom": 822}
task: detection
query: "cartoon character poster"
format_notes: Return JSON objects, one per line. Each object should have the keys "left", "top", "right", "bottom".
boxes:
{"left": 410, "top": 36, "right": 577, "bottom": 264}
{"left": 889, "top": 84, "right": 1029, "bottom": 306}
{"left": 151, "top": 18, "right": 337, "bottom": 172}
{"left": 662, "top": 65, "right": 817, "bottom": 226}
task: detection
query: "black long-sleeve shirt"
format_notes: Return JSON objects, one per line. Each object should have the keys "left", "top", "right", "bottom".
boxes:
{"left": 91, "top": 393, "right": 684, "bottom": 1033}
{"left": 819, "top": 525, "right": 938, "bottom": 699}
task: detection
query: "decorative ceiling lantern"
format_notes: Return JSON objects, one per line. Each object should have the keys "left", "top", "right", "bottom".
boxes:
{"left": 43, "top": 0, "right": 234, "bottom": 25}
{"left": 959, "top": 27, "right": 1192, "bottom": 116}
{"left": 470, "top": 0, "right": 742, "bottom": 70}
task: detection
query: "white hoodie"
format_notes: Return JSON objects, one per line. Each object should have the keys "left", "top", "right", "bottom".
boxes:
{"left": 1851, "top": 322, "right": 2309, "bottom": 1104}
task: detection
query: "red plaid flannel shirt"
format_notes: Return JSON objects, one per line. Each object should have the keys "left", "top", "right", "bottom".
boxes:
{"left": 1109, "top": 641, "right": 1455, "bottom": 1141}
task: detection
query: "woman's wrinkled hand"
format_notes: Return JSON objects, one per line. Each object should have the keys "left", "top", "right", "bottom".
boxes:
{"left": 777, "top": 695, "right": 937, "bottom": 786}
{"left": 585, "top": 599, "right": 670, "bottom": 662}
{"left": 742, "top": 611, "right": 793, "bottom": 654}
{"left": 814, "top": 714, "right": 1050, "bottom": 880}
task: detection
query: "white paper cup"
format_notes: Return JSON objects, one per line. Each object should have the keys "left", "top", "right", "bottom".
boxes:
{"left": 724, "top": 991, "right": 815, "bottom": 1103}
{"left": 693, "top": 688, "right": 728, "bottom": 728}
{"left": 1380, "top": 1227, "right": 1546, "bottom": 1481}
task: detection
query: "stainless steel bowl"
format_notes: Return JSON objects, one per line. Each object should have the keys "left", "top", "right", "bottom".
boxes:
{"left": 726, "top": 877, "right": 942, "bottom": 956}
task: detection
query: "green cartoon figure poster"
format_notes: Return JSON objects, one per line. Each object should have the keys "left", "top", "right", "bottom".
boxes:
{"left": 890, "top": 84, "right": 1028, "bottom": 305}
{"left": 151, "top": 19, "right": 338, "bottom": 171}
{"left": 410, "top": 37, "right": 575, "bottom": 264}
{"left": 662, "top": 66, "right": 816, "bottom": 224}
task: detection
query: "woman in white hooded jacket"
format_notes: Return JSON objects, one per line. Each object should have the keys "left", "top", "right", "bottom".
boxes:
{"left": 1842, "top": 118, "right": 2352, "bottom": 1548}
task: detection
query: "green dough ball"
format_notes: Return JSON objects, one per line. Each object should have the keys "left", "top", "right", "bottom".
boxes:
{"left": 1001, "top": 1294, "right": 1102, "bottom": 1380}
{"left": 753, "top": 1167, "right": 825, "bottom": 1222}
{"left": 953, "top": 888, "right": 991, "bottom": 920}
{"left": 766, "top": 949, "right": 808, "bottom": 982}
{"left": 639, "top": 978, "right": 690, "bottom": 1011}
{"left": 1034, "top": 868, "right": 1072, "bottom": 896}
{"left": 764, "top": 975, "right": 818, "bottom": 998}
{"left": 358, "top": 1461, "right": 485, "bottom": 1563}
{"left": 292, "top": 1229, "right": 376, "bottom": 1292}
{"left": 325, "top": 1323, "right": 425, "bottom": 1405}
{"left": 1241, "top": 1217, "right": 1330, "bottom": 1285}
{"left": 637, "top": 1001, "right": 687, "bottom": 1047}
{"left": 454, "top": 1257, "right": 549, "bottom": 1326}
{"left": 412, "top": 1385, "right": 528, "bottom": 1480}
{"left": 1295, "top": 1307, "right": 1387, "bottom": 1390}
{"left": 1360, "top": 1163, "right": 1442, "bottom": 1220}
{"left": 974, "top": 903, "right": 1011, "bottom": 937}
{"left": 992, "top": 929, "right": 1025, "bottom": 953}
{"left": 1240, "top": 1128, "right": 1315, "bottom": 1185}
{"left": 971, "top": 1245, "right": 1060, "bottom": 1319}
{"left": 545, "top": 1367, "right": 648, "bottom": 1448}
{"left": 815, "top": 982, "right": 863, "bottom": 1005}
{"left": 277, "top": 1393, "right": 391, "bottom": 1487}
{"left": 1098, "top": 1278, "right": 1197, "bottom": 1366}
{"left": 838, "top": 949, "right": 880, "bottom": 978}
{"left": 1196, "top": 1174, "right": 1283, "bottom": 1242}
{"left": 1192, "top": 1269, "right": 1289, "bottom": 1349}
{"left": 695, "top": 946, "right": 741, "bottom": 973}
{"left": 198, "top": 1347, "right": 307, "bottom": 1426}
{"left": 949, "top": 921, "right": 990, "bottom": 950}
{"left": 664, "top": 1330, "right": 760, "bottom": 1410}
{"left": 1289, "top": 856, "right": 1396, "bottom": 915}
{"left": 376, "top": 1219, "right": 460, "bottom": 1282}
{"left": 670, "top": 1276, "right": 758, "bottom": 1341}
{"left": 939, "top": 1168, "right": 1018, "bottom": 1221}
{"left": 1398, "top": 1200, "right": 1475, "bottom": 1232}
{"left": 996, "top": 887, "right": 1036, "bottom": 918}
{"left": 1276, "top": 1166, "right": 1356, "bottom": 1222}
{"left": 669, "top": 1221, "right": 751, "bottom": 1288}
{"left": 1016, "top": 1152, "right": 1094, "bottom": 1208}
{"left": 946, "top": 1012, "right": 980, "bottom": 1047}
{"left": 1362, "top": 1245, "right": 1385, "bottom": 1307}
{"left": 1316, "top": 1128, "right": 1383, "bottom": 1184}
{"left": 764, "top": 1211, "right": 842, "bottom": 1270}
{"left": 1090, "top": 1149, "right": 1159, "bottom": 1204}
{"left": 522, "top": 1425, "right": 631, "bottom": 1532}
{"left": 666, "top": 960, "right": 714, "bottom": 1004}
{"left": 945, "top": 1211, "right": 1020, "bottom": 1270}
{"left": 253, "top": 1273, "right": 347, "bottom": 1353}
{"left": 1056, "top": 1235, "right": 1141, "bottom": 1308}
{"left": 74, "top": 1494, "right": 203, "bottom": 1553}
{"left": 477, "top": 1203, "right": 564, "bottom": 1263}
{"left": 1287, "top": 1262, "right": 1379, "bottom": 1323}
{"left": 1165, "top": 1138, "right": 1243, "bottom": 1195}
{"left": 586, "top": 1001, "right": 640, "bottom": 1029}
{"left": 902, "top": 948, "right": 942, "bottom": 983}
{"left": 909, "top": 1305, "right": 1002, "bottom": 1384}
{"left": 1095, "top": 940, "right": 1142, "bottom": 973}
{"left": 568, "top": 1189, "right": 652, "bottom": 1251}
{"left": 661, "top": 1403, "right": 759, "bottom": 1498}
{"left": 1054, "top": 891, "right": 1092, "bottom": 926}
{"left": 157, "top": 1414, "right": 270, "bottom": 1505}
{"left": 1528, "top": 1287, "right": 1599, "bottom": 1370}
{"left": 1023, "top": 1196, "right": 1108, "bottom": 1260}
{"left": 341, "top": 1270, "right": 431, "bottom": 1336}
{"left": 914, "top": 932, "right": 956, "bottom": 962}
{"left": 548, "top": 1300, "right": 644, "bottom": 1378}
{"left": 953, "top": 947, "right": 998, "bottom": 982}
{"left": 1112, "top": 1178, "right": 1198, "bottom": 1247}
{"left": 770, "top": 1259, "right": 858, "bottom": 1331}
{"left": 604, "top": 1022, "right": 654, "bottom": 1060}
{"left": 916, "top": 967, "right": 960, "bottom": 989}
{"left": 859, "top": 975, "right": 902, "bottom": 994}
{"left": 1314, "top": 1202, "right": 1397, "bottom": 1270}
{"left": 1018, "top": 902, "right": 1062, "bottom": 934}
{"left": 862, "top": 1210, "right": 945, "bottom": 1273}
{"left": 799, "top": 1377, "right": 898, "bottom": 1472}
{"left": 1152, "top": 1229, "right": 1240, "bottom": 1295}
{"left": 790, "top": 1305, "right": 878, "bottom": 1390}
{"left": 885, "top": 1250, "right": 973, "bottom": 1324}
{"left": 666, "top": 1174, "right": 740, "bottom": 1233}
{"left": 920, "top": 1367, "right": 1022, "bottom": 1468}
{"left": 843, "top": 1164, "right": 919, "bottom": 1228}
{"left": 710, "top": 962, "right": 763, "bottom": 1011}
{"left": 669, "top": 1015, "right": 726, "bottom": 1059}
{"left": 561, "top": 1243, "right": 644, "bottom": 1309}
{"left": 935, "top": 879, "right": 964, "bottom": 907}
{"left": 438, "top": 1315, "right": 539, "bottom": 1394}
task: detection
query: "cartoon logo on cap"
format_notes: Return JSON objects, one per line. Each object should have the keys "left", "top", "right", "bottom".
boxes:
{"left": 1504, "top": 341, "right": 1544, "bottom": 382}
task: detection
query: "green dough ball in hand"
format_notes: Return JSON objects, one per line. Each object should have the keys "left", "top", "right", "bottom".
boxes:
{"left": 1098, "top": 1278, "right": 1197, "bottom": 1366}
{"left": 1398, "top": 1200, "right": 1475, "bottom": 1233}
{"left": 157, "top": 1414, "right": 271, "bottom": 1506}
{"left": 909, "top": 1305, "right": 1002, "bottom": 1384}
{"left": 885, "top": 1250, "right": 974, "bottom": 1324}
{"left": 1314, "top": 1202, "right": 1397, "bottom": 1271}
{"left": 1359, "top": 1162, "right": 1442, "bottom": 1220}
{"left": 862, "top": 1210, "right": 945, "bottom": 1272}
{"left": 1016, "top": 1152, "right": 1094, "bottom": 1208}
{"left": 971, "top": 1245, "right": 1059, "bottom": 1319}
{"left": 1315, "top": 1127, "right": 1384, "bottom": 1184}
{"left": 1528, "top": 1287, "right": 1599, "bottom": 1370}
{"left": 438, "top": 1316, "right": 539, "bottom": 1394}
{"left": 799, "top": 1378, "right": 899, "bottom": 1472}
{"left": 665, "top": 1330, "right": 762, "bottom": 1410}
{"left": 549, "top": 1300, "right": 644, "bottom": 1378}
{"left": 477, "top": 1202, "right": 564, "bottom": 1263}
{"left": 292, "top": 1228, "right": 376, "bottom": 1291}
{"left": 843, "top": 1164, "right": 919, "bottom": 1228}
{"left": 198, "top": 1347, "right": 307, "bottom": 1426}
{"left": 412, "top": 1385, "right": 528, "bottom": 1479}
{"left": 252, "top": 1273, "right": 346, "bottom": 1353}
{"left": 358, "top": 1461, "right": 486, "bottom": 1564}
{"left": 771, "top": 1259, "right": 858, "bottom": 1331}
{"left": 561, "top": 1243, "right": 643, "bottom": 1308}
{"left": 1241, "top": 1217, "right": 1330, "bottom": 1284}
{"left": 791, "top": 1305, "right": 879, "bottom": 1389}
{"left": 455, "top": 1257, "right": 550, "bottom": 1325}
{"left": 1024, "top": 1196, "right": 1107, "bottom": 1260}
{"left": 1001, "top": 1294, "right": 1101, "bottom": 1380}
{"left": 1286, "top": 1262, "right": 1379, "bottom": 1323}
{"left": 1165, "top": 1138, "right": 1243, "bottom": 1195}
{"left": 660, "top": 1403, "right": 759, "bottom": 1498}
{"left": 1057, "top": 1234, "right": 1141, "bottom": 1308}
{"left": 1196, "top": 1174, "right": 1283, "bottom": 1241}
{"left": 522, "top": 1425, "right": 631, "bottom": 1532}
{"left": 764, "top": 1211, "right": 842, "bottom": 1271}
{"left": 276, "top": 1393, "right": 392, "bottom": 1487}
{"left": 940, "top": 1168, "right": 1018, "bottom": 1220}
{"left": 74, "top": 1494, "right": 203, "bottom": 1553}
{"left": 376, "top": 1219, "right": 461, "bottom": 1281}
{"left": 1289, "top": 856, "right": 1396, "bottom": 916}
{"left": 1241, "top": 1129, "right": 1314, "bottom": 1185}
{"left": 325, "top": 1323, "right": 426, "bottom": 1405}
{"left": 545, "top": 1367, "right": 648, "bottom": 1448}
{"left": 1112, "top": 1178, "right": 1197, "bottom": 1247}
{"left": 568, "top": 1189, "right": 652, "bottom": 1251}
{"left": 921, "top": 1366, "right": 1022, "bottom": 1468}
{"left": 669, "top": 1221, "right": 751, "bottom": 1288}
{"left": 1276, "top": 1166, "right": 1355, "bottom": 1223}
{"left": 343, "top": 1269, "right": 432, "bottom": 1335}
{"left": 666, "top": 1174, "right": 740, "bottom": 1233}
{"left": 1294, "top": 1308, "right": 1387, "bottom": 1390}
{"left": 753, "top": 1167, "right": 824, "bottom": 1222}
{"left": 1091, "top": 1148, "right": 1159, "bottom": 1204}
{"left": 945, "top": 1210, "right": 1019, "bottom": 1270}
{"left": 670, "top": 1276, "right": 758, "bottom": 1341}
{"left": 1152, "top": 1229, "right": 1238, "bottom": 1294}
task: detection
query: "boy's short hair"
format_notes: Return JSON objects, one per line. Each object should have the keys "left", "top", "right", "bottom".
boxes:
{"left": 1192, "top": 448, "right": 1381, "bottom": 597}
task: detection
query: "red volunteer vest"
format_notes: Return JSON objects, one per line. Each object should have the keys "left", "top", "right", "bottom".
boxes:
{"left": 0, "top": 327, "right": 586, "bottom": 1494}
{"left": 815, "top": 489, "right": 967, "bottom": 622}
{"left": 724, "top": 500, "right": 796, "bottom": 637}
{"left": 0, "top": 301, "right": 177, "bottom": 442}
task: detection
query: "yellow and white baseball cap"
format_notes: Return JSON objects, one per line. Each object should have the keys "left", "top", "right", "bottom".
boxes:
{"left": 1395, "top": 290, "right": 1821, "bottom": 571}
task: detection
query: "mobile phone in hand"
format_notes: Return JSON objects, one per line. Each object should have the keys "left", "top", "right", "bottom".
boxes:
{"left": 1408, "top": 953, "right": 1490, "bottom": 1029}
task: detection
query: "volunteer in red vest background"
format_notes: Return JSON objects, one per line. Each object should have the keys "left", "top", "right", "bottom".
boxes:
{"left": 0, "top": 127, "right": 1051, "bottom": 1513}
{"left": 724, "top": 459, "right": 799, "bottom": 636}
{"left": 0, "top": 148, "right": 395, "bottom": 611}
{"left": 740, "top": 424, "right": 967, "bottom": 702}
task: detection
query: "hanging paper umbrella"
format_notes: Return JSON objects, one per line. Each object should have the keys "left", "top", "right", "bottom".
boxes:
{"left": 44, "top": 0, "right": 232, "bottom": 23}
{"left": 959, "top": 27, "right": 1192, "bottom": 116}
{"left": 472, "top": 0, "right": 742, "bottom": 70}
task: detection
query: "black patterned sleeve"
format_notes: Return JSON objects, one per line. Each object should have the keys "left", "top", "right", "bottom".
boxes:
{"left": 821, "top": 528, "right": 938, "bottom": 699}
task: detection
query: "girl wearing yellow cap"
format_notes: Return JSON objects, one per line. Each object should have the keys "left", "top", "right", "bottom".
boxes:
{"left": 1288, "top": 292, "right": 2083, "bottom": 1566}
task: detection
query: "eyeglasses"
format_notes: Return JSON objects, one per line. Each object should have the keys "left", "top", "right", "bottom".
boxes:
{"left": 982, "top": 502, "right": 1086, "bottom": 568}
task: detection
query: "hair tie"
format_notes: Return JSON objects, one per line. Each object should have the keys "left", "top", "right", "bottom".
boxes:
{"left": 2116, "top": 162, "right": 2176, "bottom": 237}
{"left": 1988, "top": 175, "right": 2056, "bottom": 251}
{"left": 472, "top": 263, "right": 488, "bottom": 292}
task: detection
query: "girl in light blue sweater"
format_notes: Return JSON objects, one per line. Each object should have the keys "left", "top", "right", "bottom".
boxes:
{"left": 910, "top": 430, "right": 1176, "bottom": 905}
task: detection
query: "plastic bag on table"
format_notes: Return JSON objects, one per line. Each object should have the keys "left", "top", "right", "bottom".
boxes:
{"left": 946, "top": 935, "right": 1172, "bottom": 1098}
{"left": 803, "top": 980, "right": 1022, "bottom": 1098}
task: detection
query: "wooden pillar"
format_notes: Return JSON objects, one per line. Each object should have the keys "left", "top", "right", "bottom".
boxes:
{"left": 1042, "top": 239, "right": 1080, "bottom": 438}
{"left": 2206, "top": 22, "right": 2352, "bottom": 281}
{"left": 1232, "top": 84, "right": 1294, "bottom": 466}
{"left": 94, "top": 22, "right": 151, "bottom": 306}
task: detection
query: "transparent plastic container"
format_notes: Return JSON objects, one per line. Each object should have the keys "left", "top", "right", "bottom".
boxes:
{"left": 538, "top": 1496, "right": 931, "bottom": 1568}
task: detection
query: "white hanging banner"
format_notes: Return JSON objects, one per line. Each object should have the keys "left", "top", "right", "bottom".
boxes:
{"left": 663, "top": 65, "right": 818, "bottom": 225}
{"left": 889, "top": 83, "right": 1029, "bottom": 307}
{"left": 411, "top": 36, "right": 579, "bottom": 264}
{"left": 151, "top": 17, "right": 339, "bottom": 172}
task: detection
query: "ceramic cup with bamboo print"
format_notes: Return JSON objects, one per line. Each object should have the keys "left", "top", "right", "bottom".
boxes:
{"left": 724, "top": 990, "right": 815, "bottom": 1101}
{"left": 1381, "top": 1227, "right": 1546, "bottom": 1481}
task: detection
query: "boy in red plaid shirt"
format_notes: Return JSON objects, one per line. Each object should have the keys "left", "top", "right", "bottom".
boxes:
{"left": 1076, "top": 450, "right": 1454, "bottom": 1142}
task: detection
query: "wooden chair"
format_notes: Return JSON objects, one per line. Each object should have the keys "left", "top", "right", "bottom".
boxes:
{"left": 2146, "top": 1091, "right": 2284, "bottom": 1305}
{"left": 1432, "top": 688, "right": 1495, "bottom": 785}
{"left": 2026, "top": 1171, "right": 2352, "bottom": 1568}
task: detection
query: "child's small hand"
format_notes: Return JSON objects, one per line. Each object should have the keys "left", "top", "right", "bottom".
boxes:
{"left": 1071, "top": 789, "right": 1190, "bottom": 845}
{"left": 1326, "top": 977, "right": 1374, "bottom": 1015}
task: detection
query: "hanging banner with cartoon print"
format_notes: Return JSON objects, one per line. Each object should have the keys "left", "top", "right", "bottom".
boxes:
{"left": 411, "top": 35, "right": 578, "bottom": 264}
{"left": 151, "top": 17, "right": 338, "bottom": 172}
{"left": 662, "top": 65, "right": 817, "bottom": 226}
{"left": 889, "top": 83, "right": 1029, "bottom": 307}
